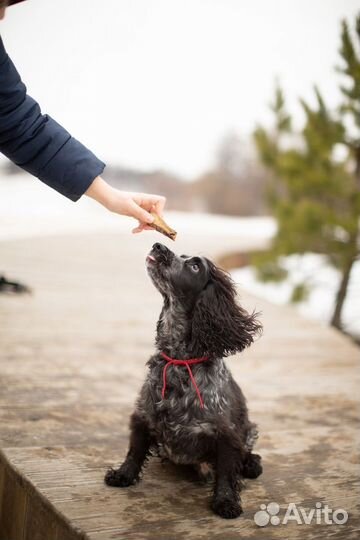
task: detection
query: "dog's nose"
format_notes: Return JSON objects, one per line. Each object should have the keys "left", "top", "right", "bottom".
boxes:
{"left": 153, "top": 243, "right": 168, "bottom": 254}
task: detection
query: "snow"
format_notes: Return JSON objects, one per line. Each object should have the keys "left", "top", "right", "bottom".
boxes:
{"left": 232, "top": 253, "right": 360, "bottom": 339}
{"left": 0, "top": 175, "right": 276, "bottom": 241}
{"left": 1, "top": 174, "right": 358, "bottom": 338}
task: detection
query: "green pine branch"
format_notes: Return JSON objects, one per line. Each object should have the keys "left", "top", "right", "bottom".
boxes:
{"left": 252, "top": 13, "right": 360, "bottom": 332}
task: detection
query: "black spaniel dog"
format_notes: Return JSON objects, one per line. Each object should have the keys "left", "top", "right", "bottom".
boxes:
{"left": 105, "top": 243, "right": 263, "bottom": 519}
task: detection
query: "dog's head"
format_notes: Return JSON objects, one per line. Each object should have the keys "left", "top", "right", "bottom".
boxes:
{"left": 146, "top": 243, "right": 262, "bottom": 357}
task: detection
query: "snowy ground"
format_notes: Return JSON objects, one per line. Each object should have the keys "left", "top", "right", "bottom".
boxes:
{"left": 0, "top": 175, "right": 276, "bottom": 241}
{"left": 1, "top": 174, "right": 358, "bottom": 339}
{"left": 232, "top": 254, "right": 360, "bottom": 340}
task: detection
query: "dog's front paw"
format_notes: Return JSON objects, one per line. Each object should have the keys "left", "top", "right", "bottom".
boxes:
{"left": 243, "top": 453, "right": 263, "bottom": 479}
{"left": 212, "top": 498, "right": 243, "bottom": 519}
{"left": 104, "top": 464, "right": 138, "bottom": 488}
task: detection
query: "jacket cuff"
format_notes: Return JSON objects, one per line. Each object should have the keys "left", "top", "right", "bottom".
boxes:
{"left": 37, "top": 135, "right": 106, "bottom": 202}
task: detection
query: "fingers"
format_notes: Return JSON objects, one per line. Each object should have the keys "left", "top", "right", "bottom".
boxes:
{"left": 133, "top": 193, "right": 166, "bottom": 217}
{"left": 153, "top": 196, "right": 166, "bottom": 217}
{"left": 123, "top": 193, "right": 167, "bottom": 232}
{"left": 132, "top": 222, "right": 152, "bottom": 233}
{"left": 127, "top": 199, "right": 154, "bottom": 224}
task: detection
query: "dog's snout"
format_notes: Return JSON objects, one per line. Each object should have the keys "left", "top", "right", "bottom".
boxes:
{"left": 153, "top": 243, "right": 167, "bottom": 254}
{"left": 150, "top": 242, "right": 174, "bottom": 266}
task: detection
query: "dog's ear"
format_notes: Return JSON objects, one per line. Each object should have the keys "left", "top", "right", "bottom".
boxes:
{"left": 190, "top": 263, "right": 262, "bottom": 357}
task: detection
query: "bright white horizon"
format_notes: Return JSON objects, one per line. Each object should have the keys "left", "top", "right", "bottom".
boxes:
{"left": 1, "top": 0, "right": 359, "bottom": 178}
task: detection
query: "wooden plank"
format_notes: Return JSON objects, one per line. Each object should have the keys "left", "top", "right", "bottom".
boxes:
{"left": 0, "top": 232, "right": 359, "bottom": 539}
{"left": 0, "top": 467, "right": 27, "bottom": 540}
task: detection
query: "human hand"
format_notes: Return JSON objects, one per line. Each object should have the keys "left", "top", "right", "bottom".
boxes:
{"left": 85, "top": 176, "right": 166, "bottom": 234}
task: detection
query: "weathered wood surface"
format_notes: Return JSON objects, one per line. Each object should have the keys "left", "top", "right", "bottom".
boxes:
{"left": 0, "top": 231, "right": 359, "bottom": 540}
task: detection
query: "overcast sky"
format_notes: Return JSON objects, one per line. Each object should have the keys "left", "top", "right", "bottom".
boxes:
{"left": 1, "top": 0, "right": 359, "bottom": 178}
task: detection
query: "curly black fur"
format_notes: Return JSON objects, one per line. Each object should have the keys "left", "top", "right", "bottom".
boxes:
{"left": 189, "top": 259, "right": 261, "bottom": 358}
{"left": 105, "top": 243, "right": 263, "bottom": 519}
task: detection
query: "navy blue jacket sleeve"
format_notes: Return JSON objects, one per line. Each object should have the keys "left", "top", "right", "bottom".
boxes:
{"left": 0, "top": 36, "right": 105, "bottom": 201}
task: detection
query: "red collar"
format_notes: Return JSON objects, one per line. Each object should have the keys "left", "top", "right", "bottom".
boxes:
{"left": 160, "top": 351, "right": 209, "bottom": 409}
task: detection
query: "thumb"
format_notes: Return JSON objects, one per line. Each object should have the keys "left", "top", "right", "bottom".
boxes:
{"left": 127, "top": 200, "right": 154, "bottom": 224}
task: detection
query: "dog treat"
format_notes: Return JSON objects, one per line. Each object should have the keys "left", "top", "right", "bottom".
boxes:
{"left": 150, "top": 211, "right": 177, "bottom": 241}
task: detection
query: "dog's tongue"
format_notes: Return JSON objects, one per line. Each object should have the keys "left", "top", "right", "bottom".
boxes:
{"left": 147, "top": 254, "right": 156, "bottom": 262}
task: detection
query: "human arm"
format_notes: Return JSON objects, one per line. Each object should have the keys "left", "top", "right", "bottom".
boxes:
{"left": 0, "top": 35, "right": 166, "bottom": 227}
{"left": 0, "top": 35, "right": 105, "bottom": 201}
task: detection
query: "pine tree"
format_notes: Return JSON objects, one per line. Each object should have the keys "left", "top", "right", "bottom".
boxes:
{"left": 253, "top": 14, "right": 360, "bottom": 332}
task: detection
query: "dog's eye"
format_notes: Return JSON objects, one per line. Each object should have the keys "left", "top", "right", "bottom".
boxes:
{"left": 191, "top": 264, "right": 200, "bottom": 273}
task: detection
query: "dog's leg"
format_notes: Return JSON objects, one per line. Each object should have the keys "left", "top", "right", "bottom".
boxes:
{"left": 243, "top": 452, "right": 263, "bottom": 479}
{"left": 212, "top": 437, "right": 244, "bottom": 519}
{"left": 104, "top": 412, "right": 152, "bottom": 487}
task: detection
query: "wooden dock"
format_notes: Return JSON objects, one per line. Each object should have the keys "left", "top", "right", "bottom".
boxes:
{"left": 0, "top": 230, "right": 359, "bottom": 539}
